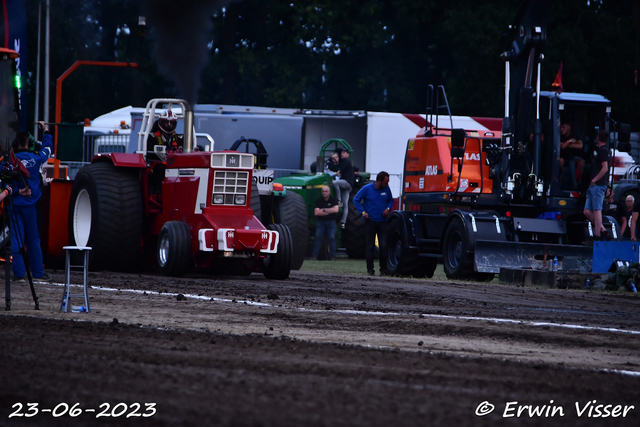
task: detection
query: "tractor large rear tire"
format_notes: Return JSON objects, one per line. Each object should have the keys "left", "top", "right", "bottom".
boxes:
{"left": 274, "top": 192, "right": 308, "bottom": 270}
{"left": 250, "top": 180, "right": 262, "bottom": 223}
{"left": 68, "top": 162, "right": 142, "bottom": 271}
{"left": 344, "top": 193, "right": 366, "bottom": 258}
{"left": 157, "top": 221, "right": 191, "bottom": 277}
{"left": 262, "top": 223, "right": 292, "bottom": 280}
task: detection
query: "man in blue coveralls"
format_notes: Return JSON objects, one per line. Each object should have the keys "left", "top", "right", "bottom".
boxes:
{"left": 353, "top": 171, "right": 393, "bottom": 276}
{"left": 11, "top": 121, "right": 53, "bottom": 282}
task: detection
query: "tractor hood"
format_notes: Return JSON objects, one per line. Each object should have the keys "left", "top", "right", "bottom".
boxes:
{"left": 275, "top": 173, "right": 331, "bottom": 189}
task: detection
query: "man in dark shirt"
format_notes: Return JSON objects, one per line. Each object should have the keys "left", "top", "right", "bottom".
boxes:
{"left": 312, "top": 185, "right": 340, "bottom": 260}
{"left": 619, "top": 194, "right": 635, "bottom": 239}
{"left": 583, "top": 130, "right": 610, "bottom": 240}
{"left": 560, "top": 123, "right": 584, "bottom": 177}
{"left": 626, "top": 195, "right": 640, "bottom": 242}
{"left": 332, "top": 148, "right": 355, "bottom": 228}
{"left": 326, "top": 152, "right": 340, "bottom": 174}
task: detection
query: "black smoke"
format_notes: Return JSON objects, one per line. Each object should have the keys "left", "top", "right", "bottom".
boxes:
{"left": 144, "top": 0, "right": 233, "bottom": 105}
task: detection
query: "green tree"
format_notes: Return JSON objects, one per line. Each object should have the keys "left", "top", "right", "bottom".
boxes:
{"left": 18, "top": 0, "right": 640, "bottom": 129}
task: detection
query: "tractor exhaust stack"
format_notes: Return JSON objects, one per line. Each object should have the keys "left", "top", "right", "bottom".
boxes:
{"left": 183, "top": 104, "right": 194, "bottom": 153}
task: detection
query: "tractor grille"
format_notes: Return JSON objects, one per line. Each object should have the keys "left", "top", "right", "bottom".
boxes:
{"left": 212, "top": 171, "right": 249, "bottom": 205}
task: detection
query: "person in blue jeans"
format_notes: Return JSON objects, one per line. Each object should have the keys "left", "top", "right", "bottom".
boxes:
{"left": 583, "top": 130, "right": 610, "bottom": 241}
{"left": 312, "top": 185, "right": 340, "bottom": 260}
{"left": 10, "top": 121, "right": 53, "bottom": 282}
{"left": 353, "top": 171, "right": 393, "bottom": 276}
{"left": 332, "top": 148, "right": 355, "bottom": 229}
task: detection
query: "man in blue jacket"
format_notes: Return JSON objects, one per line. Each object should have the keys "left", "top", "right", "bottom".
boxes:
{"left": 353, "top": 171, "right": 393, "bottom": 276}
{"left": 10, "top": 121, "right": 53, "bottom": 282}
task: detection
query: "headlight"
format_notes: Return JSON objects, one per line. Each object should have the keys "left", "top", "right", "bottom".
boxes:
{"left": 234, "top": 194, "right": 246, "bottom": 205}
{"left": 213, "top": 194, "right": 224, "bottom": 204}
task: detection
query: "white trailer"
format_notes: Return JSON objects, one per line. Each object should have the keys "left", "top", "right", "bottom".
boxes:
{"left": 88, "top": 104, "right": 502, "bottom": 199}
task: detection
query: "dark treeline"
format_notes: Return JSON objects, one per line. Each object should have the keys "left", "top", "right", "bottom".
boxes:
{"left": 23, "top": 0, "right": 640, "bottom": 128}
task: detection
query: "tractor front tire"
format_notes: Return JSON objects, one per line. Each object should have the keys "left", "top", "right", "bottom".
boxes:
{"left": 262, "top": 223, "right": 293, "bottom": 280}
{"left": 68, "top": 162, "right": 142, "bottom": 271}
{"left": 387, "top": 219, "right": 418, "bottom": 276}
{"left": 386, "top": 219, "right": 437, "bottom": 277}
{"left": 157, "top": 221, "right": 191, "bottom": 277}
{"left": 442, "top": 217, "right": 474, "bottom": 280}
{"left": 344, "top": 194, "right": 367, "bottom": 258}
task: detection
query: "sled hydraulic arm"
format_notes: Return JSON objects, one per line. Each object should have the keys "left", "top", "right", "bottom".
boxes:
{"left": 499, "top": 0, "right": 549, "bottom": 197}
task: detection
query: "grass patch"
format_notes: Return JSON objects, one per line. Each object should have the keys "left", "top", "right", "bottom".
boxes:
{"left": 299, "top": 257, "right": 368, "bottom": 275}
{"left": 299, "top": 255, "right": 451, "bottom": 281}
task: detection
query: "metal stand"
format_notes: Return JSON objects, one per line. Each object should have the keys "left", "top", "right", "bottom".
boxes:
{"left": 4, "top": 197, "right": 40, "bottom": 310}
{"left": 60, "top": 246, "right": 91, "bottom": 313}
{"left": 4, "top": 221, "right": 10, "bottom": 311}
{"left": 7, "top": 198, "right": 40, "bottom": 310}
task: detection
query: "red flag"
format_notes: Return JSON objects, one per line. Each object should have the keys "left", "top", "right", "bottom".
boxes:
{"left": 552, "top": 62, "right": 563, "bottom": 93}
{"left": 10, "top": 148, "right": 31, "bottom": 179}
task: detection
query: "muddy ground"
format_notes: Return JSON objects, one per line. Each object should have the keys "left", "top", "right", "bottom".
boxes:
{"left": 1, "top": 267, "right": 640, "bottom": 426}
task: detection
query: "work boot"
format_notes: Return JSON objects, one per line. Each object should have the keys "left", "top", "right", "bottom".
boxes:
{"left": 34, "top": 273, "right": 53, "bottom": 282}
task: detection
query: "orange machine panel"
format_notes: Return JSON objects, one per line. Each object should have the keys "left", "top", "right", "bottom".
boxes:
{"left": 404, "top": 135, "right": 493, "bottom": 195}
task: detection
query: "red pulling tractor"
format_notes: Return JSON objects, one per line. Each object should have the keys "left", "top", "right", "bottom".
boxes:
{"left": 66, "top": 99, "right": 292, "bottom": 279}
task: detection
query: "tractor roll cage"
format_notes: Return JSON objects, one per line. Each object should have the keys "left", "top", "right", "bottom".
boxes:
{"left": 137, "top": 98, "right": 196, "bottom": 157}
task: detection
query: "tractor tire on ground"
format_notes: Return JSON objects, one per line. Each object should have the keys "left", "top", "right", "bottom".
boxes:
{"left": 386, "top": 219, "right": 433, "bottom": 277}
{"left": 68, "top": 162, "right": 142, "bottom": 271}
{"left": 157, "top": 221, "right": 192, "bottom": 277}
{"left": 274, "top": 192, "right": 308, "bottom": 270}
{"left": 262, "top": 223, "right": 293, "bottom": 280}
{"left": 442, "top": 217, "right": 474, "bottom": 280}
{"left": 344, "top": 194, "right": 366, "bottom": 259}
{"left": 250, "top": 180, "right": 262, "bottom": 223}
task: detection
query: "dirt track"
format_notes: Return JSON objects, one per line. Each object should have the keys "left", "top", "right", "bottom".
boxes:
{"left": 1, "top": 269, "right": 640, "bottom": 426}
